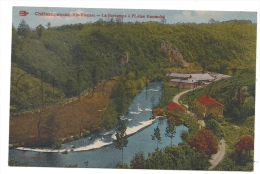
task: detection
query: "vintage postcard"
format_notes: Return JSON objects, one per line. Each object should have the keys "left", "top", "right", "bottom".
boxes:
{"left": 7, "top": 5, "right": 257, "bottom": 172}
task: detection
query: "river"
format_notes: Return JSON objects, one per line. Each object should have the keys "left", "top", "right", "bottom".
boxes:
{"left": 9, "top": 81, "right": 188, "bottom": 168}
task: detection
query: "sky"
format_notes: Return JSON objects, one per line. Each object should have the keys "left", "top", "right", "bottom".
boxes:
{"left": 1, "top": 1, "right": 260, "bottom": 174}
{"left": 12, "top": 6, "right": 257, "bottom": 29}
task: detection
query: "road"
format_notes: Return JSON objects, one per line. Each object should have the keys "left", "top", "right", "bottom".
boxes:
{"left": 172, "top": 88, "right": 226, "bottom": 170}
{"left": 172, "top": 89, "right": 192, "bottom": 103}
{"left": 172, "top": 89, "right": 206, "bottom": 129}
{"left": 209, "top": 139, "right": 226, "bottom": 170}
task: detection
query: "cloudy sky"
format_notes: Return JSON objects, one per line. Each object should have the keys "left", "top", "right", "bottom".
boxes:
{"left": 12, "top": 6, "right": 257, "bottom": 29}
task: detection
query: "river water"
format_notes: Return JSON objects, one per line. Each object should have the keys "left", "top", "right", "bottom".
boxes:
{"left": 9, "top": 81, "right": 188, "bottom": 168}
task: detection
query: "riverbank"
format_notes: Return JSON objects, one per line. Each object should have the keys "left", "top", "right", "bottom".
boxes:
{"left": 15, "top": 116, "right": 162, "bottom": 153}
{"left": 9, "top": 79, "right": 118, "bottom": 147}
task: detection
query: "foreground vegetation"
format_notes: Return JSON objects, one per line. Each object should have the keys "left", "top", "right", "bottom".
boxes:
{"left": 214, "top": 116, "right": 254, "bottom": 171}
{"left": 116, "top": 143, "right": 211, "bottom": 170}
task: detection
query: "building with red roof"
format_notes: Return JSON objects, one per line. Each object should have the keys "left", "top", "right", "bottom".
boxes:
{"left": 166, "top": 101, "right": 187, "bottom": 114}
{"left": 197, "top": 94, "right": 224, "bottom": 117}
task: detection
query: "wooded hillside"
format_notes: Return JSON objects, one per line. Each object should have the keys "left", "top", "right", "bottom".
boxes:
{"left": 11, "top": 20, "right": 256, "bottom": 113}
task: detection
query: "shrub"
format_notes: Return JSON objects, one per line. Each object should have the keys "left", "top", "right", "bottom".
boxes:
{"left": 115, "top": 163, "right": 130, "bottom": 169}
{"left": 152, "top": 107, "right": 163, "bottom": 117}
{"left": 83, "top": 130, "right": 91, "bottom": 137}
{"left": 180, "top": 131, "right": 189, "bottom": 141}
{"left": 52, "top": 140, "right": 62, "bottom": 149}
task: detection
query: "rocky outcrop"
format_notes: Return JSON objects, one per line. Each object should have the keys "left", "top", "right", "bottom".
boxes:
{"left": 161, "top": 40, "right": 187, "bottom": 66}
{"left": 118, "top": 51, "right": 129, "bottom": 66}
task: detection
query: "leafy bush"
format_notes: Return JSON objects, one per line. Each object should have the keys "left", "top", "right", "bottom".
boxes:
{"left": 83, "top": 130, "right": 91, "bottom": 137}
{"left": 52, "top": 140, "right": 62, "bottom": 149}
{"left": 115, "top": 163, "right": 130, "bottom": 169}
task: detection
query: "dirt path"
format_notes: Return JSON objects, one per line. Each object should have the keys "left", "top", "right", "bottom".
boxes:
{"left": 209, "top": 139, "right": 226, "bottom": 170}
{"left": 172, "top": 88, "right": 226, "bottom": 170}
{"left": 172, "top": 89, "right": 192, "bottom": 103}
{"left": 172, "top": 89, "right": 206, "bottom": 128}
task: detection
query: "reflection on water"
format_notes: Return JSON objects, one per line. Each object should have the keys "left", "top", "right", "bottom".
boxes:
{"left": 9, "top": 82, "right": 189, "bottom": 168}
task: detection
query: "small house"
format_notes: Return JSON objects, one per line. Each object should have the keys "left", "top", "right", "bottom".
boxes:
{"left": 166, "top": 101, "right": 187, "bottom": 115}
{"left": 197, "top": 94, "right": 224, "bottom": 117}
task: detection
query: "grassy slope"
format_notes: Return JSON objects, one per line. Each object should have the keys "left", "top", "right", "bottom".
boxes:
{"left": 10, "top": 65, "right": 66, "bottom": 112}
{"left": 9, "top": 79, "right": 118, "bottom": 146}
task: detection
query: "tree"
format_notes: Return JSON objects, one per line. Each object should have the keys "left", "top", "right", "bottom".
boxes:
{"left": 208, "top": 18, "right": 216, "bottom": 24}
{"left": 17, "top": 19, "right": 30, "bottom": 37}
{"left": 180, "top": 131, "right": 189, "bottom": 141}
{"left": 242, "top": 96, "right": 255, "bottom": 118}
{"left": 188, "top": 129, "right": 218, "bottom": 156}
{"left": 114, "top": 124, "right": 128, "bottom": 163}
{"left": 36, "top": 24, "right": 45, "bottom": 38}
{"left": 236, "top": 135, "right": 254, "bottom": 157}
{"left": 46, "top": 22, "right": 51, "bottom": 29}
{"left": 130, "top": 153, "right": 146, "bottom": 169}
{"left": 92, "top": 65, "right": 98, "bottom": 86}
{"left": 205, "top": 114, "right": 223, "bottom": 140}
{"left": 152, "top": 126, "right": 161, "bottom": 150}
{"left": 189, "top": 99, "right": 205, "bottom": 119}
{"left": 165, "top": 117, "right": 176, "bottom": 145}
{"left": 144, "top": 144, "right": 210, "bottom": 170}
{"left": 114, "top": 82, "right": 126, "bottom": 114}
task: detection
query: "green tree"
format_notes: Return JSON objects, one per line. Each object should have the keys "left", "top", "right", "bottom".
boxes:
{"left": 17, "top": 19, "right": 30, "bottom": 37}
{"left": 36, "top": 24, "right": 45, "bottom": 38}
{"left": 152, "top": 126, "right": 161, "bottom": 150}
{"left": 92, "top": 66, "right": 98, "bottom": 86}
{"left": 46, "top": 22, "right": 51, "bottom": 29}
{"left": 114, "top": 124, "right": 128, "bottom": 163}
{"left": 189, "top": 99, "right": 205, "bottom": 119}
{"left": 165, "top": 117, "right": 176, "bottom": 145}
{"left": 242, "top": 96, "right": 255, "bottom": 118}
{"left": 180, "top": 131, "right": 189, "bottom": 142}
{"left": 115, "top": 163, "right": 130, "bottom": 169}
{"left": 130, "top": 153, "right": 146, "bottom": 169}
{"left": 205, "top": 114, "right": 223, "bottom": 140}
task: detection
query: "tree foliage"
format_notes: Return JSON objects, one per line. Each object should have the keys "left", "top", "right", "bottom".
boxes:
{"left": 130, "top": 153, "right": 146, "bottom": 169}
{"left": 130, "top": 144, "right": 210, "bottom": 170}
{"left": 189, "top": 99, "right": 205, "bottom": 119}
{"left": 165, "top": 116, "right": 176, "bottom": 145}
{"left": 151, "top": 126, "right": 161, "bottom": 150}
{"left": 205, "top": 114, "right": 223, "bottom": 140}
{"left": 114, "top": 124, "right": 128, "bottom": 163}
{"left": 188, "top": 128, "right": 218, "bottom": 156}
{"left": 17, "top": 19, "right": 30, "bottom": 37}
{"left": 235, "top": 135, "right": 254, "bottom": 156}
